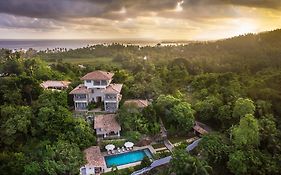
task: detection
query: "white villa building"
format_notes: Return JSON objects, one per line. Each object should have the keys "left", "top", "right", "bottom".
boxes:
{"left": 70, "top": 71, "right": 122, "bottom": 113}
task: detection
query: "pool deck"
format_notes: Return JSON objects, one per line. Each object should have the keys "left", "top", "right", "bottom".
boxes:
{"left": 103, "top": 145, "right": 156, "bottom": 173}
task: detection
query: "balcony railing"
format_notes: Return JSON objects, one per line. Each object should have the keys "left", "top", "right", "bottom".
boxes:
{"left": 104, "top": 94, "right": 117, "bottom": 101}
{"left": 74, "top": 97, "right": 87, "bottom": 101}
{"left": 74, "top": 95, "right": 87, "bottom": 101}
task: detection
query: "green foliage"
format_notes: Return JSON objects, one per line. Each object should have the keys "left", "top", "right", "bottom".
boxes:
{"left": 155, "top": 94, "right": 180, "bottom": 116}
{"left": 169, "top": 102, "right": 195, "bottom": 133}
{"left": 154, "top": 94, "right": 195, "bottom": 134}
{"left": 111, "top": 165, "right": 119, "bottom": 175}
{"left": 194, "top": 95, "right": 223, "bottom": 122}
{"left": 100, "top": 140, "right": 125, "bottom": 150}
{"left": 1, "top": 31, "right": 281, "bottom": 175}
{"left": 118, "top": 106, "right": 149, "bottom": 134}
{"left": 258, "top": 115, "right": 279, "bottom": 152}
{"left": 140, "top": 156, "right": 151, "bottom": 168}
{"left": 170, "top": 149, "right": 212, "bottom": 175}
{"left": 231, "top": 114, "right": 259, "bottom": 148}
{"left": 37, "top": 90, "right": 68, "bottom": 108}
{"left": 227, "top": 150, "right": 248, "bottom": 174}
{"left": 118, "top": 104, "right": 160, "bottom": 135}
{"left": 124, "top": 131, "right": 142, "bottom": 142}
{"left": 87, "top": 102, "right": 97, "bottom": 110}
{"left": 232, "top": 98, "right": 255, "bottom": 119}
{"left": 199, "top": 133, "right": 230, "bottom": 164}
{"left": 0, "top": 105, "right": 32, "bottom": 146}
{"left": 227, "top": 149, "right": 280, "bottom": 175}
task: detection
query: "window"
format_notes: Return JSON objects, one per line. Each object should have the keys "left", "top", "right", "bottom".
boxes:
{"left": 101, "top": 80, "right": 107, "bottom": 85}
{"left": 75, "top": 102, "right": 87, "bottom": 109}
{"left": 93, "top": 80, "right": 101, "bottom": 85}
{"left": 86, "top": 80, "right": 91, "bottom": 83}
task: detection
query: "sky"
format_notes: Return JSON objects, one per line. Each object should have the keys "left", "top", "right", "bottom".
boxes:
{"left": 0, "top": 0, "right": 281, "bottom": 40}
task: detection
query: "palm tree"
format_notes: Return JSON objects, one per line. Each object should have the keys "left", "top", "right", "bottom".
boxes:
{"left": 170, "top": 149, "right": 212, "bottom": 175}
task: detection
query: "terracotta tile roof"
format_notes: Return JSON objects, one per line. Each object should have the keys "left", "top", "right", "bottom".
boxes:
{"left": 69, "top": 84, "right": 91, "bottom": 94}
{"left": 94, "top": 114, "right": 121, "bottom": 133}
{"left": 81, "top": 70, "right": 114, "bottom": 80}
{"left": 103, "top": 84, "right": 123, "bottom": 94}
{"left": 124, "top": 99, "right": 149, "bottom": 108}
{"left": 40, "top": 80, "right": 70, "bottom": 89}
{"left": 83, "top": 146, "right": 106, "bottom": 167}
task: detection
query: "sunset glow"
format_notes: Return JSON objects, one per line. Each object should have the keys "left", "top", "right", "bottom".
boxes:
{"left": 0, "top": 0, "right": 280, "bottom": 40}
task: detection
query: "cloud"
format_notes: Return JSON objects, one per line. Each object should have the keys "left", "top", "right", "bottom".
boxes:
{"left": 0, "top": 13, "right": 62, "bottom": 30}
{"left": 0, "top": 0, "right": 280, "bottom": 40}
{"left": 0, "top": 0, "right": 280, "bottom": 21}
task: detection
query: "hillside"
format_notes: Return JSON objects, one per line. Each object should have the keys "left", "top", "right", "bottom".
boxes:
{"left": 36, "top": 29, "right": 281, "bottom": 73}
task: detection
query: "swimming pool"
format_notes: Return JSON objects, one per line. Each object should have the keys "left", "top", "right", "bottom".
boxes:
{"left": 105, "top": 149, "right": 153, "bottom": 168}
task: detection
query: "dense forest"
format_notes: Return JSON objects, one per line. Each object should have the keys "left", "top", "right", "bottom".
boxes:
{"left": 0, "top": 29, "right": 281, "bottom": 175}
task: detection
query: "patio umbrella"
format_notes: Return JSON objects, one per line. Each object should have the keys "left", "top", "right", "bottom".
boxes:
{"left": 105, "top": 144, "right": 115, "bottom": 151}
{"left": 124, "top": 142, "right": 134, "bottom": 148}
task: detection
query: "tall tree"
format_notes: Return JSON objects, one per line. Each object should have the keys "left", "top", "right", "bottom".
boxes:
{"left": 232, "top": 98, "right": 255, "bottom": 119}
{"left": 231, "top": 114, "right": 259, "bottom": 148}
{"left": 170, "top": 149, "right": 212, "bottom": 175}
{"left": 169, "top": 102, "right": 195, "bottom": 133}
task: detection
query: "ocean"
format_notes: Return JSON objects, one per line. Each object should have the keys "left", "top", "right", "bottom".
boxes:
{"left": 0, "top": 39, "right": 161, "bottom": 51}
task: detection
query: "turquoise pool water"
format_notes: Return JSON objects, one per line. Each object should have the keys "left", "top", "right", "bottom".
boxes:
{"left": 105, "top": 149, "right": 152, "bottom": 168}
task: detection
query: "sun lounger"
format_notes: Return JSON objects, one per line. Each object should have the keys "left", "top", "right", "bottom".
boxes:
{"left": 122, "top": 147, "right": 126, "bottom": 152}
{"left": 117, "top": 147, "right": 121, "bottom": 153}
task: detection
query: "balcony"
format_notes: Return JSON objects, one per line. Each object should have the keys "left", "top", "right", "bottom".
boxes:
{"left": 75, "top": 102, "right": 88, "bottom": 110}
{"left": 104, "top": 94, "right": 117, "bottom": 102}
{"left": 105, "top": 102, "right": 117, "bottom": 112}
{"left": 74, "top": 94, "right": 87, "bottom": 101}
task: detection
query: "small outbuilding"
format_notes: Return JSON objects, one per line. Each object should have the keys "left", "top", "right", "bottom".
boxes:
{"left": 94, "top": 114, "right": 121, "bottom": 138}
{"left": 80, "top": 146, "right": 106, "bottom": 175}
{"left": 40, "top": 80, "right": 70, "bottom": 91}
{"left": 123, "top": 99, "right": 149, "bottom": 108}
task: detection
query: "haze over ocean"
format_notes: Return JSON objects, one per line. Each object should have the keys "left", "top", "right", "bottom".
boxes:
{"left": 0, "top": 39, "right": 161, "bottom": 50}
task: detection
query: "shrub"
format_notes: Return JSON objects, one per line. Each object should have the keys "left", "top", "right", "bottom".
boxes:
{"left": 124, "top": 131, "right": 142, "bottom": 142}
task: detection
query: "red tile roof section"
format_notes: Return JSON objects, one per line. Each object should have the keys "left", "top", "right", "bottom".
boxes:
{"left": 94, "top": 114, "right": 121, "bottom": 133}
{"left": 83, "top": 146, "right": 106, "bottom": 167}
{"left": 124, "top": 99, "right": 149, "bottom": 108}
{"left": 40, "top": 80, "right": 70, "bottom": 89}
{"left": 69, "top": 84, "right": 91, "bottom": 94}
{"left": 103, "top": 84, "right": 123, "bottom": 94}
{"left": 81, "top": 70, "right": 114, "bottom": 80}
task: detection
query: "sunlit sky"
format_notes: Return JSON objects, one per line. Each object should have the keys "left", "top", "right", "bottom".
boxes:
{"left": 0, "top": 0, "right": 281, "bottom": 40}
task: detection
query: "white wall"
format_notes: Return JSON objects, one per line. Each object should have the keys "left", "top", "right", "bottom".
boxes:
{"left": 84, "top": 80, "right": 110, "bottom": 89}
{"left": 80, "top": 165, "right": 96, "bottom": 175}
{"left": 89, "top": 88, "right": 105, "bottom": 102}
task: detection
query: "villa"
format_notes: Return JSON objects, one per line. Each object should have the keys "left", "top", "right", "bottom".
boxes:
{"left": 40, "top": 80, "right": 70, "bottom": 90}
{"left": 94, "top": 114, "right": 121, "bottom": 138}
{"left": 123, "top": 99, "right": 149, "bottom": 108}
{"left": 70, "top": 70, "right": 123, "bottom": 112}
{"left": 80, "top": 146, "right": 106, "bottom": 175}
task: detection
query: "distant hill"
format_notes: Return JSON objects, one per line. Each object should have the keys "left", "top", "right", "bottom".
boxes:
{"left": 32, "top": 28, "right": 281, "bottom": 73}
